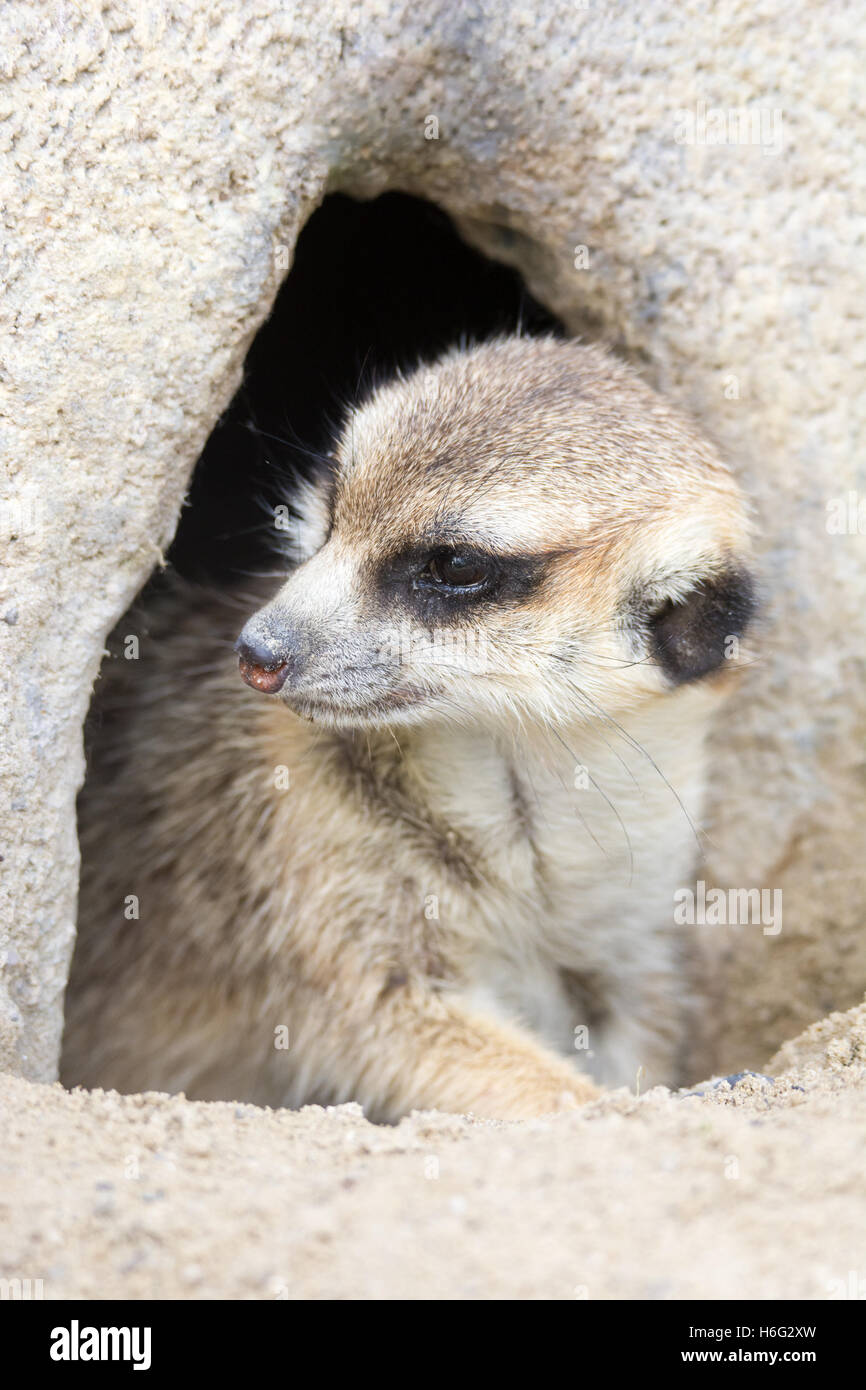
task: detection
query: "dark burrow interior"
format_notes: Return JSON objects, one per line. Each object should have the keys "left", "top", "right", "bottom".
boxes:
{"left": 168, "top": 190, "right": 563, "bottom": 583}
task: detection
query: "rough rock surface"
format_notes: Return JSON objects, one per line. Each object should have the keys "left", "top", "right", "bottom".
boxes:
{"left": 1, "top": 0, "right": 864, "bottom": 1085}
{"left": 2, "top": 1001, "right": 865, "bottom": 1300}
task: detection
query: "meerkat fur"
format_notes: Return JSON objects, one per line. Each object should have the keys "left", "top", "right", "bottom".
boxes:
{"left": 63, "top": 336, "right": 754, "bottom": 1121}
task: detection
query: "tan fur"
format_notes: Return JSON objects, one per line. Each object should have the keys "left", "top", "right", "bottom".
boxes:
{"left": 62, "top": 336, "right": 753, "bottom": 1120}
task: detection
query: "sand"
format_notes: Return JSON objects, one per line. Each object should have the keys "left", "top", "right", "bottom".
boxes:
{"left": 2, "top": 1001, "right": 865, "bottom": 1301}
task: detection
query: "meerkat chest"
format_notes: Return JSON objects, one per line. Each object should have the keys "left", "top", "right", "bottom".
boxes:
{"left": 411, "top": 714, "right": 710, "bottom": 1040}
{"left": 419, "top": 722, "right": 685, "bottom": 917}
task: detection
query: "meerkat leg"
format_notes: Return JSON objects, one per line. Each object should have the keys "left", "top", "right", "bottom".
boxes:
{"left": 63, "top": 961, "right": 599, "bottom": 1121}
{"left": 589, "top": 1011, "right": 665, "bottom": 1090}
{"left": 264, "top": 978, "right": 601, "bottom": 1122}
{"left": 583, "top": 976, "right": 685, "bottom": 1090}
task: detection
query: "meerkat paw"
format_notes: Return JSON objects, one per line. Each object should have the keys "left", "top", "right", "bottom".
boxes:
{"left": 472, "top": 1068, "right": 600, "bottom": 1121}
{"left": 403, "top": 1013, "right": 604, "bottom": 1120}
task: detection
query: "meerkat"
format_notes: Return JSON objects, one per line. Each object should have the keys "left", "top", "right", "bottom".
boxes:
{"left": 62, "top": 335, "right": 754, "bottom": 1121}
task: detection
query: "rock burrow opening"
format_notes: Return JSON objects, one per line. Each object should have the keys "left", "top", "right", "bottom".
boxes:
{"left": 168, "top": 190, "right": 564, "bottom": 583}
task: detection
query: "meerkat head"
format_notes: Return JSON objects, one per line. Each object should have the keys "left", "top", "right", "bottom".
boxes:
{"left": 235, "top": 336, "right": 754, "bottom": 731}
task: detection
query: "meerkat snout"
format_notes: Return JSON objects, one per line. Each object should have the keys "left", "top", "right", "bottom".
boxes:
{"left": 237, "top": 336, "right": 754, "bottom": 730}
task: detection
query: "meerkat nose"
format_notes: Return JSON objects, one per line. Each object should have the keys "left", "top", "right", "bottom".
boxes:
{"left": 235, "top": 630, "right": 291, "bottom": 694}
{"left": 237, "top": 657, "right": 290, "bottom": 693}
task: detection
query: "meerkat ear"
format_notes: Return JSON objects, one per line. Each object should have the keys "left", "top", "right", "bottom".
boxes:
{"left": 648, "top": 568, "right": 755, "bottom": 685}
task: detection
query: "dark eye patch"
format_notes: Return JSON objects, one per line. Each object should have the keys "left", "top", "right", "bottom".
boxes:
{"left": 375, "top": 542, "right": 549, "bottom": 621}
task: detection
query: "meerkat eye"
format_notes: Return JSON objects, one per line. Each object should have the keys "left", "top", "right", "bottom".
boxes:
{"left": 425, "top": 551, "right": 490, "bottom": 590}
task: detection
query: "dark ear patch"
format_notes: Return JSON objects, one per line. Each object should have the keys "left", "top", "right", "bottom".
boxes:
{"left": 649, "top": 569, "right": 755, "bottom": 685}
